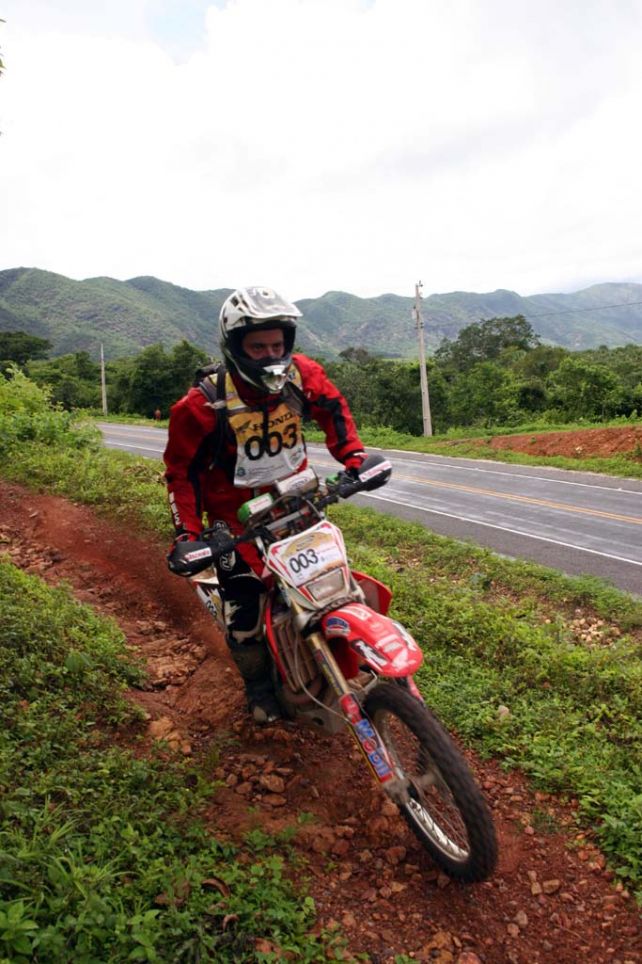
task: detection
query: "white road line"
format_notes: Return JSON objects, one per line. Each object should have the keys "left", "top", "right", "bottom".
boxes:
{"left": 109, "top": 442, "right": 164, "bottom": 455}
{"left": 103, "top": 438, "right": 641, "bottom": 561}
{"left": 307, "top": 445, "right": 642, "bottom": 496}
{"left": 100, "top": 428, "right": 166, "bottom": 439}
{"left": 104, "top": 431, "right": 641, "bottom": 495}
{"left": 363, "top": 492, "right": 642, "bottom": 568}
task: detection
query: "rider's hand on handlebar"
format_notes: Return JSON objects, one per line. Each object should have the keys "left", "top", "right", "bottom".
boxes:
{"left": 332, "top": 452, "right": 392, "bottom": 497}
{"left": 335, "top": 452, "right": 367, "bottom": 487}
{"left": 205, "top": 525, "right": 236, "bottom": 559}
{"left": 343, "top": 451, "right": 366, "bottom": 477}
{"left": 170, "top": 531, "right": 199, "bottom": 547}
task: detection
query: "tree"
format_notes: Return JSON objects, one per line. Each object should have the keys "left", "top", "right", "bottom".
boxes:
{"left": 122, "top": 340, "right": 210, "bottom": 417}
{"left": 0, "top": 331, "right": 51, "bottom": 369}
{"left": 547, "top": 357, "right": 623, "bottom": 420}
{"left": 435, "top": 316, "right": 540, "bottom": 373}
{"left": 26, "top": 351, "right": 101, "bottom": 410}
{"left": 447, "top": 363, "right": 521, "bottom": 427}
{"left": 169, "top": 339, "right": 210, "bottom": 390}
{"left": 72, "top": 351, "right": 99, "bottom": 381}
{"left": 512, "top": 344, "right": 568, "bottom": 380}
{"left": 516, "top": 378, "right": 548, "bottom": 413}
{"left": 338, "top": 346, "right": 375, "bottom": 364}
{"left": 324, "top": 357, "right": 449, "bottom": 436}
{"left": 125, "top": 345, "right": 176, "bottom": 417}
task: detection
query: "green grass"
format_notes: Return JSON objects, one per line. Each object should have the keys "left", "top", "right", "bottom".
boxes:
{"left": 0, "top": 438, "right": 172, "bottom": 536}
{"left": 3, "top": 432, "right": 642, "bottom": 896}
{"left": 398, "top": 440, "right": 642, "bottom": 479}
{"left": 331, "top": 504, "right": 642, "bottom": 895}
{"left": 86, "top": 410, "right": 169, "bottom": 428}
{"left": 0, "top": 561, "right": 339, "bottom": 962}
{"left": 2, "top": 381, "right": 642, "bottom": 901}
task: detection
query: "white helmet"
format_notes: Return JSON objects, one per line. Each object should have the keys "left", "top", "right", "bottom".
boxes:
{"left": 219, "top": 286, "right": 302, "bottom": 392}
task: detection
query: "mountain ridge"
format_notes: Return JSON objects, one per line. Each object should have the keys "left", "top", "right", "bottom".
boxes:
{"left": 1, "top": 267, "right": 640, "bottom": 360}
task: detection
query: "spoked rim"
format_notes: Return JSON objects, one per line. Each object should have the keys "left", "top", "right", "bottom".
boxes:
{"left": 378, "top": 712, "right": 472, "bottom": 862}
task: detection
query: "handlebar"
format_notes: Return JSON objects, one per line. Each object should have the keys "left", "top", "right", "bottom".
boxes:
{"left": 211, "top": 455, "right": 391, "bottom": 551}
{"left": 170, "top": 454, "right": 392, "bottom": 577}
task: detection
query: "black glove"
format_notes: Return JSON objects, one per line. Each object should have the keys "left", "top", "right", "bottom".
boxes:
{"left": 205, "top": 525, "right": 236, "bottom": 560}
{"left": 343, "top": 452, "right": 366, "bottom": 477}
{"left": 337, "top": 452, "right": 366, "bottom": 487}
{"left": 203, "top": 521, "right": 234, "bottom": 556}
{"left": 167, "top": 533, "right": 213, "bottom": 577}
{"left": 336, "top": 453, "right": 392, "bottom": 496}
{"left": 337, "top": 467, "right": 360, "bottom": 484}
{"left": 334, "top": 468, "right": 362, "bottom": 497}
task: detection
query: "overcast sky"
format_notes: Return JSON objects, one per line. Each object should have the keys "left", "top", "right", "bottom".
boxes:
{"left": 1, "top": 0, "right": 642, "bottom": 301}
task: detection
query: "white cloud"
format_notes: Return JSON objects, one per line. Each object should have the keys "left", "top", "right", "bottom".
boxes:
{"left": 1, "top": 0, "right": 642, "bottom": 300}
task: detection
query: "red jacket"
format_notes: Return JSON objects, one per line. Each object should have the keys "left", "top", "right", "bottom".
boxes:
{"left": 163, "top": 354, "right": 365, "bottom": 538}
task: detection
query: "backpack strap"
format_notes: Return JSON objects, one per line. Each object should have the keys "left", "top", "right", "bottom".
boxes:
{"left": 194, "top": 364, "right": 230, "bottom": 471}
{"left": 193, "top": 362, "right": 218, "bottom": 386}
{"left": 196, "top": 363, "right": 227, "bottom": 408}
{"left": 282, "top": 363, "right": 307, "bottom": 417}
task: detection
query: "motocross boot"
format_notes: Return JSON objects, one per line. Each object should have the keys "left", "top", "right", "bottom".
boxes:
{"left": 227, "top": 638, "right": 281, "bottom": 725}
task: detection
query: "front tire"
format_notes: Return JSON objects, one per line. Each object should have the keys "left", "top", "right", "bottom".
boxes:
{"left": 364, "top": 683, "right": 497, "bottom": 882}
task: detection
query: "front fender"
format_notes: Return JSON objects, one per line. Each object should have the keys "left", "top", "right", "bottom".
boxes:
{"left": 322, "top": 603, "right": 423, "bottom": 677}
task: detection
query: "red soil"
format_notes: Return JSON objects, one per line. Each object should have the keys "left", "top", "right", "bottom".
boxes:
{"left": 1, "top": 480, "right": 640, "bottom": 963}
{"left": 479, "top": 426, "right": 642, "bottom": 461}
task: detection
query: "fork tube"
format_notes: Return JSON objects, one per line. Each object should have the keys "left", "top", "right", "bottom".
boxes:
{"left": 305, "top": 630, "right": 351, "bottom": 699}
{"left": 289, "top": 598, "right": 351, "bottom": 699}
{"left": 304, "top": 628, "right": 399, "bottom": 788}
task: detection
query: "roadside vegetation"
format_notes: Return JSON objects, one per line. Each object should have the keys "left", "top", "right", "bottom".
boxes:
{"left": 0, "top": 561, "right": 334, "bottom": 962}
{"left": 323, "top": 321, "right": 642, "bottom": 436}
{"left": 4, "top": 315, "right": 641, "bottom": 476}
{"left": 0, "top": 373, "right": 340, "bottom": 960}
{"left": 3, "top": 316, "right": 642, "bottom": 434}
{"left": 2, "top": 369, "right": 642, "bottom": 908}
{"left": 4, "top": 315, "right": 641, "bottom": 478}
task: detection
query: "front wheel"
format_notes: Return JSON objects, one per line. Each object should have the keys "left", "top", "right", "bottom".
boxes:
{"left": 364, "top": 683, "right": 497, "bottom": 882}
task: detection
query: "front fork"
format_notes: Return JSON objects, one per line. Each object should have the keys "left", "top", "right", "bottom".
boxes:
{"left": 303, "top": 624, "right": 409, "bottom": 803}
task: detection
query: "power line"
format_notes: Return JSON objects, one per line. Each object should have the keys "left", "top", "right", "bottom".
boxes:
{"left": 524, "top": 299, "right": 642, "bottom": 319}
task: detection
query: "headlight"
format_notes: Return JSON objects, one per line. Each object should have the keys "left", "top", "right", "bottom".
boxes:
{"left": 307, "top": 568, "right": 347, "bottom": 602}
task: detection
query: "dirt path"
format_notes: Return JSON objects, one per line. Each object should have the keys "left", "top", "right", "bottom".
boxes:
{"left": 1, "top": 480, "right": 640, "bottom": 964}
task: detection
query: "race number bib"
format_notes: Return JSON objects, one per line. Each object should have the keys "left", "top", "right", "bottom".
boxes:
{"left": 226, "top": 375, "right": 306, "bottom": 487}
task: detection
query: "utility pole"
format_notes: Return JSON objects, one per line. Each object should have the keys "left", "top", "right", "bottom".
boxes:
{"left": 100, "top": 343, "right": 108, "bottom": 415}
{"left": 412, "top": 281, "right": 433, "bottom": 436}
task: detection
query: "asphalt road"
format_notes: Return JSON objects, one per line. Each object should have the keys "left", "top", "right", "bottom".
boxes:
{"left": 98, "top": 422, "right": 642, "bottom": 596}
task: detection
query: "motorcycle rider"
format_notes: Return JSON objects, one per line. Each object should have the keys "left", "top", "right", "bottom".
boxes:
{"left": 164, "top": 286, "right": 366, "bottom": 723}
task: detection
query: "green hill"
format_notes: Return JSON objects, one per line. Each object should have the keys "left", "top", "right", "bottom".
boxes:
{"left": 1, "top": 267, "right": 641, "bottom": 360}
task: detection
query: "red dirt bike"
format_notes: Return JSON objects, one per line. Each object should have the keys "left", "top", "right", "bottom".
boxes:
{"left": 175, "top": 454, "right": 497, "bottom": 882}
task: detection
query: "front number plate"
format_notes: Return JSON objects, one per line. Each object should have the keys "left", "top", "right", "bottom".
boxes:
{"left": 267, "top": 520, "right": 347, "bottom": 588}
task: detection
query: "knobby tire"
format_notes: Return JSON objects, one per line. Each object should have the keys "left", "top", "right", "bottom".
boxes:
{"left": 364, "top": 683, "right": 497, "bottom": 882}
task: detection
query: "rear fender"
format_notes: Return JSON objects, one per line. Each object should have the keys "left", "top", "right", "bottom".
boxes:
{"left": 322, "top": 603, "right": 423, "bottom": 677}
